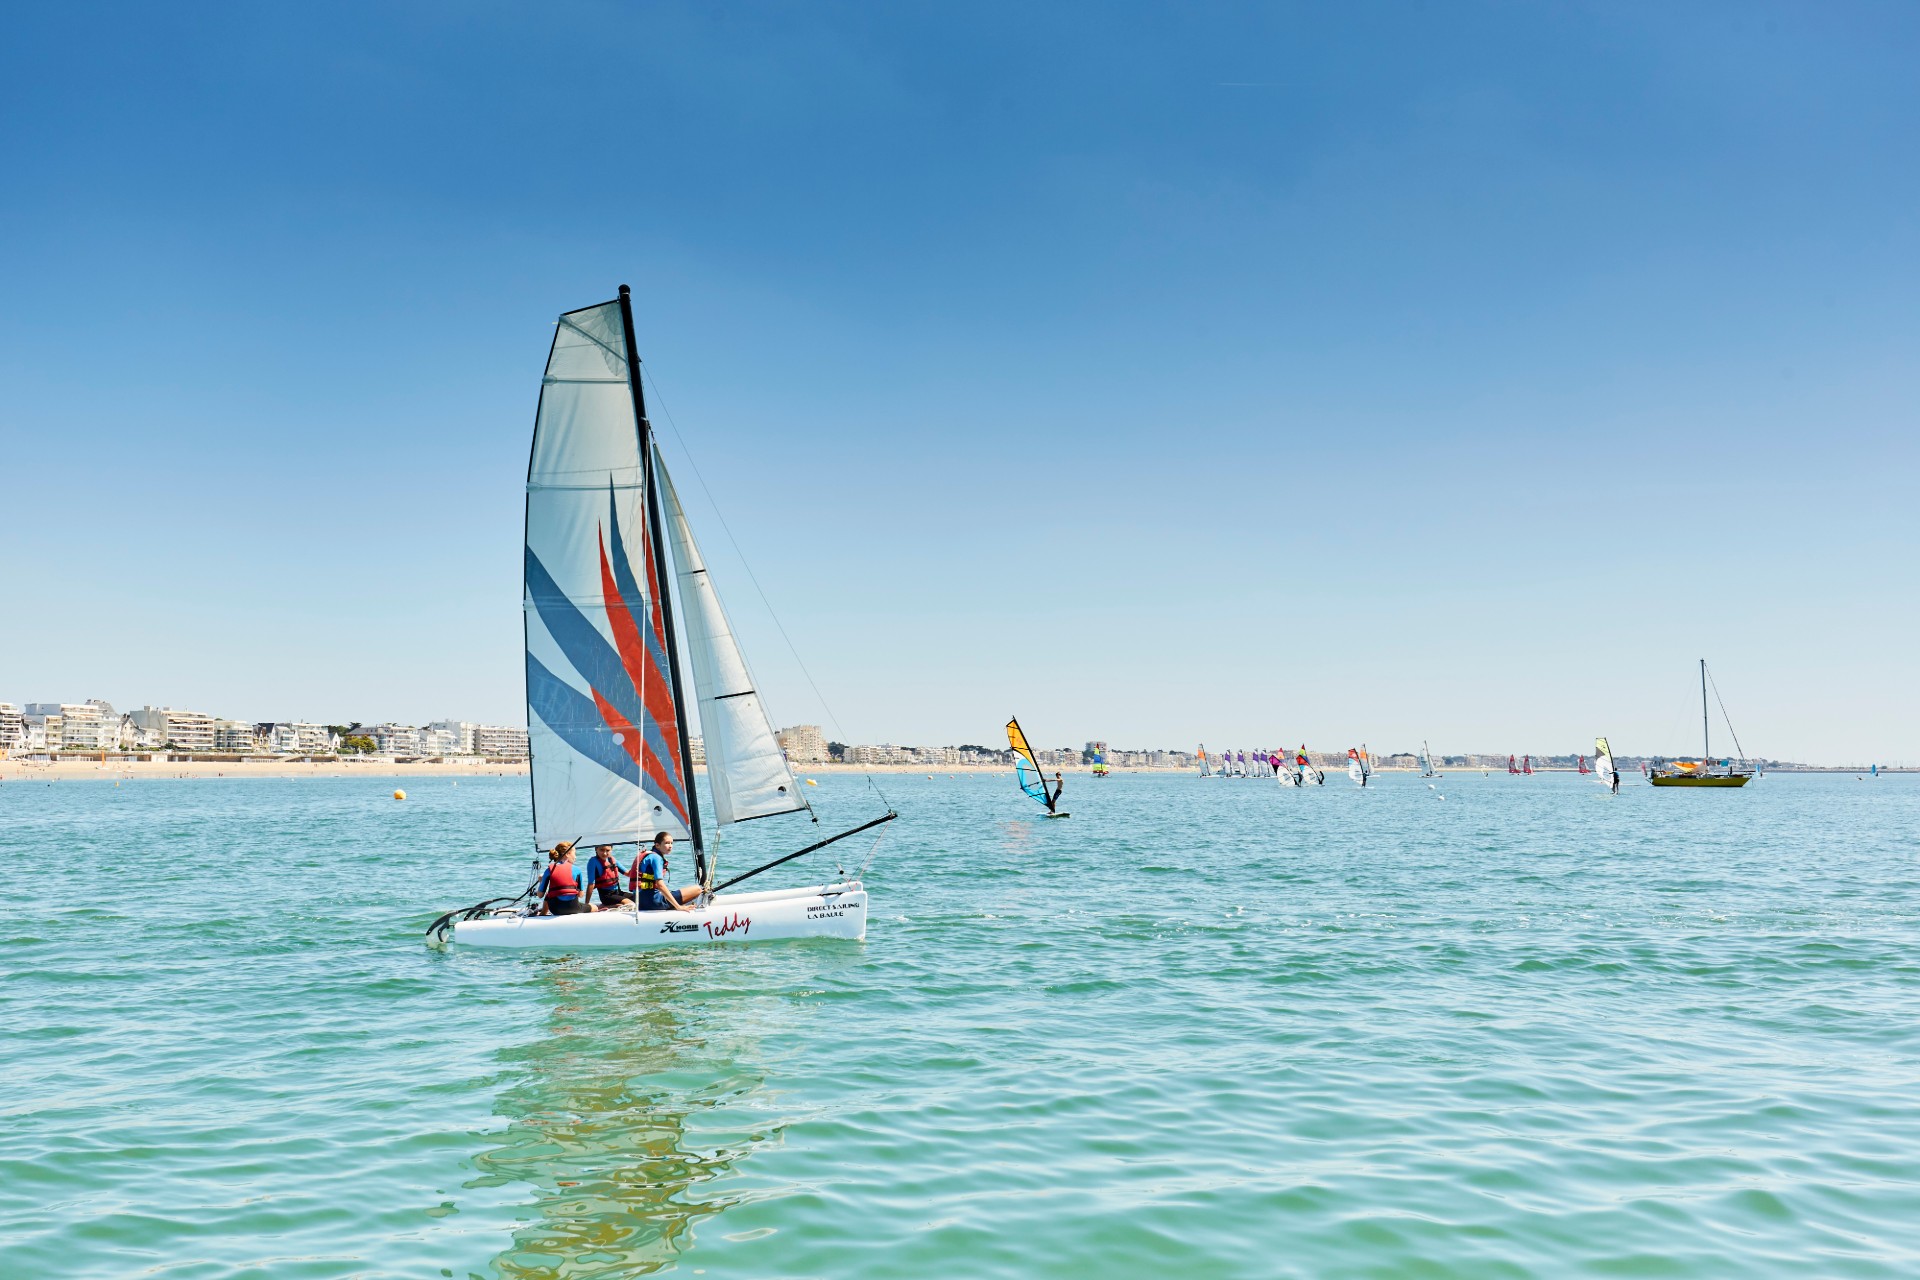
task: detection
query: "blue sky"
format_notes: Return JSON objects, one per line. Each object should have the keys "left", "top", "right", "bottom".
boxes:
{"left": 3, "top": 2, "right": 1915, "bottom": 762}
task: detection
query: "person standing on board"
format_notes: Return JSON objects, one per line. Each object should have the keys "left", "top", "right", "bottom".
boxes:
{"left": 586, "top": 844, "right": 633, "bottom": 909}
{"left": 1048, "top": 771, "right": 1065, "bottom": 813}
{"left": 535, "top": 842, "right": 590, "bottom": 915}
{"left": 631, "top": 832, "right": 702, "bottom": 911}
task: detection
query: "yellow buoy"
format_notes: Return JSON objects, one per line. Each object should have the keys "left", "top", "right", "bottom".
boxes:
{"left": 805, "top": 779, "right": 817, "bottom": 786}
{"left": 393, "top": 789, "right": 406, "bottom": 800}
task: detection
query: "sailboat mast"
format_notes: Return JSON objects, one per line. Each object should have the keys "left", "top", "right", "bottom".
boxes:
{"left": 1700, "top": 658, "right": 1710, "bottom": 760}
{"left": 617, "top": 284, "right": 708, "bottom": 882}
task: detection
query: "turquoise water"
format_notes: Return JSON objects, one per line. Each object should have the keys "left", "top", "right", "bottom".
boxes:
{"left": 4, "top": 770, "right": 1919, "bottom": 1277}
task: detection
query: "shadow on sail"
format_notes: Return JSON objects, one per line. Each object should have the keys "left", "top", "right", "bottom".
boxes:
{"left": 469, "top": 956, "right": 777, "bottom": 1277}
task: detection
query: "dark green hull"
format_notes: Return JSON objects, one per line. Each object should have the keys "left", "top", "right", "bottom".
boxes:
{"left": 1649, "top": 774, "right": 1752, "bottom": 787}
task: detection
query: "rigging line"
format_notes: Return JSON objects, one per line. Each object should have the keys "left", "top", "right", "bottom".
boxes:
{"left": 640, "top": 366, "right": 892, "bottom": 809}
{"left": 1704, "top": 665, "right": 1749, "bottom": 762}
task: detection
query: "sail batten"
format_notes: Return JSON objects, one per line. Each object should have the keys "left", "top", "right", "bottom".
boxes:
{"left": 656, "top": 448, "right": 808, "bottom": 828}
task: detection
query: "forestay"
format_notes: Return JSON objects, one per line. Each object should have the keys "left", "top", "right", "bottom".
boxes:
{"left": 655, "top": 447, "right": 809, "bottom": 828}
{"left": 522, "top": 301, "right": 694, "bottom": 851}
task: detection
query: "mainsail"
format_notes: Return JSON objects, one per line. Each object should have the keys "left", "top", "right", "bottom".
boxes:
{"left": 656, "top": 448, "right": 808, "bottom": 828}
{"left": 1198, "top": 744, "right": 1213, "bottom": 777}
{"left": 523, "top": 298, "right": 693, "bottom": 853}
{"left": 1007, "top": 717, "right": 1051, "bottom": 810}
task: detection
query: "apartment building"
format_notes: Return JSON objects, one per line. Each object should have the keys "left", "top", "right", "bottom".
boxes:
{"left": 129, "top": 707, "right": 216, "bottom": 752}
{"left": 474, "top": 725, "right": 530, "bottom": 758}
{"left": 213, "top": 719, "right": 257, "bottom": 752}
{"left": 427, "top": 720, "right": 478, "bottom": 754}
{"left": 0, "top": 703, "right": 23, "bottom": 750}
{"left": 776, "top": 724, "right": 829, "bottom": 763}
{"left": 55, "top": 703, "right": 112, "bottom": 751}
{"left": 295, "top": 723, "right": 335, "bottom": 754}
{"left": 369, "top": 723, "right": 422, "bottom": 756}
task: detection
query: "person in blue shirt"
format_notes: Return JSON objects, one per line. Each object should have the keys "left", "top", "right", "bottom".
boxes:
{"left": 585, "top": 844, "right": 633, "bottom": 909}
{"left": 534, "top": 841, "right": 590, "bottom": 915}
{"left": 630, "top": 832, "right": 700, "bottom": 911}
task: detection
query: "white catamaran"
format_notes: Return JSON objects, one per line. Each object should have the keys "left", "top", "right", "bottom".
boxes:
{"left": 432, "top": 287, "right": 894, "bottom": 949}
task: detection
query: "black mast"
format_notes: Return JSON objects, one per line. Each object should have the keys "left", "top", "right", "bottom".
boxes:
{"left": 617, "top": 284, "right": 708, "bottom": 885}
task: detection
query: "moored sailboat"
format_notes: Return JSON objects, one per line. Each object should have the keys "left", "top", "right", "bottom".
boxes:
{"left": 435, "top": 288, "right": 894, "bottom": 949}
{"left": 1649, "top": 659, "right": 1756, "bottom": 787}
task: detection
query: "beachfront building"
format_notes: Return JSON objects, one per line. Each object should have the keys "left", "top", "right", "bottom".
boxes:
{"left": 427, "top": 720, "right": 479, "bottom": 755}
{"left": 418, "top": 726, "right": 463, "bottom": 756}
{"left": 294, "top": 723, "right": 335, "bottom": 754}
{"left": 129, "top": 707, "right": 216, "bottom": 752}
{"left": 0, "top": 703, "right": 23, "bottom": 750}
{"left": 369, "top": 723, "right": 422, "bottom": 756}
{"left": 474, "top": 724, "right": 529, "bottom": 759}
{"left": 213, "top": 719, "right": 258, "bottom": 753}
{"left": 54, "top": 703, "right": 113, "bottom": 751}
{"left": 776, "top": 724, "right": 829, "bottom": 763}
{"left": 688, "top": 736, "right": 705, "bottom": 765}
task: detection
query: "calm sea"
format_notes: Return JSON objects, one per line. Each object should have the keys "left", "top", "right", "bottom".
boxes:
{"left": 3, "top": 769, "right": 1918, "bottom": 1277}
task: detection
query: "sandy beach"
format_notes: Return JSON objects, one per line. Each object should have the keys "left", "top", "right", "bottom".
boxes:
{"left": 0, "top": 757, "right": 531, "bottom": 781}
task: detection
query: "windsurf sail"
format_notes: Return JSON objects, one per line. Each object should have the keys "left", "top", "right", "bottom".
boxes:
{"left": 1523, "top": 755, "right": 1533, "bottom": 775}
{"left": 1007, "top": 717, "right": 1053, "bottom": 811}
{"left": 1198, "top": 744, "right": 1213, "bottom": 777}
{"left": 1347, "top": 747, "right": 1369, "bottom": 785}
{"left": 1594, "top": 736, "right": 1618, "bottom": 789}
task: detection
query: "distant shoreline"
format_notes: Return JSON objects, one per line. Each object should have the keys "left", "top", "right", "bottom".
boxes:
{"left": 0, "top": 757, "right": 529, "bottom": 780}
{"left": 0, "top": 758, "right": 1897, "bottom": 782}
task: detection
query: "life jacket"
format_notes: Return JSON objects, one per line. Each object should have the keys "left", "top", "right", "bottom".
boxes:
{"left": 631, "top": 852, "right": 665, "bottom": 893}
{"left": 591, "top": 855, "right": 624, "bottom": 890}
{"left": 544, "top": 861, "right": 579, "bottom": 904}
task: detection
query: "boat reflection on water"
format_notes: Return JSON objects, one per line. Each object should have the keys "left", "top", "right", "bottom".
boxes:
{"left": 471, "top": 955, "right": 777, "bottom": 1277}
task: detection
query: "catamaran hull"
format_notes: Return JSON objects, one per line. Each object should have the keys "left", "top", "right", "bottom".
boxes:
{"left": 452, "top": 882, "right": 867, "bottom": 949}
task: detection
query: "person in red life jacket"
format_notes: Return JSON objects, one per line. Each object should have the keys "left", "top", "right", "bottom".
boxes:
{"left": 586, "top": 844, "right": 633, "bottom": 909}
{"left": 535, "top": 841, "right": 592, "bottom": 915}
{"left": 630, "top": 832, "right": 701, "bottom": 912}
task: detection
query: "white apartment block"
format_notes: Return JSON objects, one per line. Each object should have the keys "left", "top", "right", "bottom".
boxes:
{"left": 0, "top": 703, "right": 23, "bottom": 750}
{"left": 370, "top": 723, "right": 422, "bottom": 756}
{"left": 130, "top": 707, "right": 216, "bottom": 752}
{"left": 688, "top": 736, "right": 705, "bottom": 765}
{"left": 213, "top": 719, "right": 257, "bottom": 752}
{"left": 427, "top": 720, "right": 478, "bottom": 754}
{"left": 474, "top": 725, "right": 529, "bottom": 758}
{"left": 295, "top": 723, "right": 336, "bottom": 754}
{"left": 56, "top": 703, "right": 110, "bottom": 751}
{"left": 776, "top": 724, "right": 829, "bottom": 763}
{"left": 418, "top": 727, "right": 460, "bottom": 756}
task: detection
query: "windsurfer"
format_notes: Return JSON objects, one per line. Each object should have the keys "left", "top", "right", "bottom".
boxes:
{"left": 631, "top": 832, "right": 702, "bottom": 911}
{"left": 1048, "top": 772, "right": 1064, "bottom": 813}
